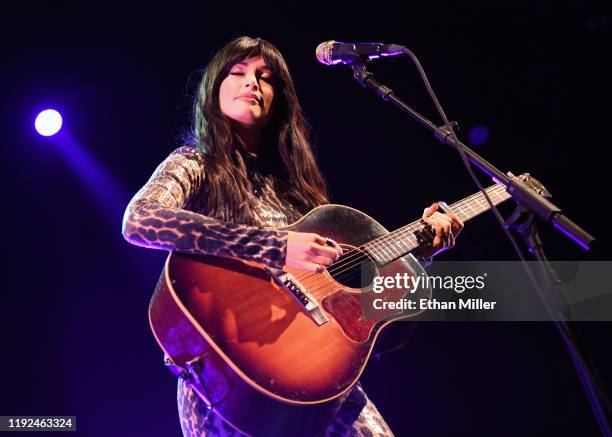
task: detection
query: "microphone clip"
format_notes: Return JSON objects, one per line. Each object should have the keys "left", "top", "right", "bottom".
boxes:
{"left": 350, "top": 63, "right": 394, "bottom": 101}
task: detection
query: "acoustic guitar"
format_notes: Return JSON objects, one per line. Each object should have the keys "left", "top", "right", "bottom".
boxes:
{"left": 148, "top": 174, "right": 545, "bottom": 436}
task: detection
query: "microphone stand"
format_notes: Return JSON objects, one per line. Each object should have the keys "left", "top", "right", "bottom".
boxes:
{"left": 350, "top": 62, "right": 594, "bottom": 251}
{"left": 347, "top": 61, "right": 611, "bottom": 434}
{"left": 504, "top": 196, "right": 575, "bottom": 320}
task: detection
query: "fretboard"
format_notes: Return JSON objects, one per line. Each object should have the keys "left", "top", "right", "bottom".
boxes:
{"left": 363, "top": 183, "right": 511, "bottom": 265}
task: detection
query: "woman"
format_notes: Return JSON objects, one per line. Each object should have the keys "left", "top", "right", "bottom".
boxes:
{"left": 122, "top": 36, "right": 463, "bottom": 437}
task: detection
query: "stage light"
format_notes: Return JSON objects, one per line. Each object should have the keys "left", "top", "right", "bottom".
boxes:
{"left": 35, "top": 109, "right": 63, "bottom": 136}
{"left": 468, "top": 125, "right": 489, "bottom": 145}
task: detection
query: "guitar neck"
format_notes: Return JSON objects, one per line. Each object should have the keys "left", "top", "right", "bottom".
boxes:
{"left": 363, "top": 183, "right": 511, "bottom": 265}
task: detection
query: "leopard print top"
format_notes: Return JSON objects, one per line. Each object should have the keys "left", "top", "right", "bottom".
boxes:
{"left": 122, "top": 145, "right": 394, "bottom": 436}
{"left": 122, "top": 145, "right": 303, "bottom": 269}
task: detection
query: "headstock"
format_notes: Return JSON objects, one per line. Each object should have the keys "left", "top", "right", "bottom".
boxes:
{"left": 513, "top": 172, "right": 552, "bottom": 198}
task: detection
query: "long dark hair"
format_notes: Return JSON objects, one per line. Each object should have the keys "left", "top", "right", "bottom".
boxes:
{"left": 192, "top": 36, "right": 328, "bottom": 223}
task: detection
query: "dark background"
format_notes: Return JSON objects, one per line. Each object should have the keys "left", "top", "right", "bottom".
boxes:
{"left": 2, "top": 1, "right": 611, "bottom": 436}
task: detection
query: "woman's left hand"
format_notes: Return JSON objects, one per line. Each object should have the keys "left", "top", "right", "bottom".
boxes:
{"left": 417, "top": 202, "right": 464, "bottom": 260}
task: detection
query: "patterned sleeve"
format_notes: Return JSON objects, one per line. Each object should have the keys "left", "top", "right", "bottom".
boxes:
{"left": 121, "top": 146, "right": 288, "bottom": 269}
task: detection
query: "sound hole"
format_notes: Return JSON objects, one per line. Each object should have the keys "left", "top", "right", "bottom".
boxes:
{"left": 327, "top": 245, "right": 377, "bottom": 289}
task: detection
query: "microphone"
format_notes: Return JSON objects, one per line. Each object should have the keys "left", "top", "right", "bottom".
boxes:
{"left": 315, "top": 40, "right": 405, "bottom": 65}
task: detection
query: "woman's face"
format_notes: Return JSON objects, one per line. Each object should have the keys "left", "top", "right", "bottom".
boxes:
{"left": 219, "top": 55, "right": 275, "bottom": 130}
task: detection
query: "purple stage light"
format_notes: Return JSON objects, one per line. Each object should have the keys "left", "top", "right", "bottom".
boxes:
{"left": 35, "top": 109, "right": 63, "bottom": 136}
{"left": 468, "top": 125, "right": 489, "bottom": 145}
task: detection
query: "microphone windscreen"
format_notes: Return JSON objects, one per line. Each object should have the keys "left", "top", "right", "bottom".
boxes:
{"left": 315, "top": 41, "right": 337, "bottom": 65}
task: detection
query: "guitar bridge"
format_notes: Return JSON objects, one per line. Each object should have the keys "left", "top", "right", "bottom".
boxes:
{"left": 265, "top": 267, "right": 329, "bottom": 326}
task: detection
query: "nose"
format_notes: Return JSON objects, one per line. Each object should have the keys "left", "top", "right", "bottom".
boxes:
{"left": 244, "top": 73, "right": 259, "bottom": 90}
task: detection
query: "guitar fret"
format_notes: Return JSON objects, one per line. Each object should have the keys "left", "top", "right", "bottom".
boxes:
{"left": 390, "top": 240, "right": 403, "bottom": 259}
{"left": 396, "top": 236, "right": 410, "bottom": 254}
{"left": 366, "top": 183, "right": 512, "bottom": 266}
{"left": 365, "top": 242, "right": 383, "bottom": 264}
{"left": 381, "top": 243, "right": 393, "bottom": 262}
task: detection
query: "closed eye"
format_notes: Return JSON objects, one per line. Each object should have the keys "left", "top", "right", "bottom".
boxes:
{"left": 228, "top": 70, "right": 274, "bottom": 84}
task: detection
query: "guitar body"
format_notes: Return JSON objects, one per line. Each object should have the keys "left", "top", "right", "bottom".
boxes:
{"left": 149, "top": 204, "right": 431, "bottom": 436}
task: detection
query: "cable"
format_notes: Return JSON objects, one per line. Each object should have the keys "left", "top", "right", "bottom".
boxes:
{"left": 399, "top": 46, "right": 611, "bottom": 435}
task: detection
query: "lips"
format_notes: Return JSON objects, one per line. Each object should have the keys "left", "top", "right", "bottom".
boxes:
{"left": 236, "top": 93, "right": 261, "bottom": 105}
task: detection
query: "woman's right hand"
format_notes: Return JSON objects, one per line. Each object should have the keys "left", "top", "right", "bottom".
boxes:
{"left": 284, "top": 231, "right": 343, "bottom": 272}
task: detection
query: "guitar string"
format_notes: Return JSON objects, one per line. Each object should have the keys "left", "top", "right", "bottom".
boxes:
{"left": 299, "top": 192, "right": 494, "bottom": 295}
{"left": 295, "top": 184, "right": 506, "bottom": 282}
{"left": 298, "top": 187, "right": 509, "bottom": 297}
{"left": 300, "top": 186, "right": 504, "bottom": 279}
{"left": 293, "top": 185, "right": 508, "bottom": 295}
{"left": 294, "top": 184, "right": 506, "bottom": 290}
{"left": 375, "top": 184, "right": 507, "bottom": 257}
